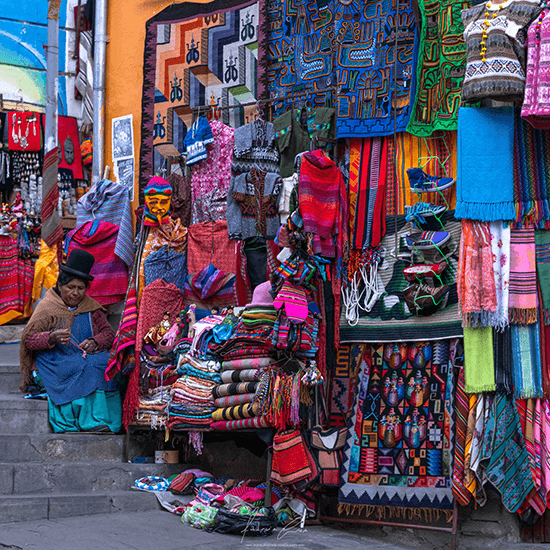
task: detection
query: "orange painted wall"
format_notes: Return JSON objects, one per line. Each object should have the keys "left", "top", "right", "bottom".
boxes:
{"left": 104, "top": 0, "right": 210, "bottom": 210}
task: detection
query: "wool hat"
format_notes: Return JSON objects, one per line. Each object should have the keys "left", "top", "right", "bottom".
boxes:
{"left": 144, "top": 176, "right": 172, "bottom": 197}
{"left": 273, "top": 280, "right": 308, "bottom": 323}
{"left": 59, "top": 249, "right": 95, "bottom": 281}
{"left": 246, "top": 281, "right": 275, "bottom": 308}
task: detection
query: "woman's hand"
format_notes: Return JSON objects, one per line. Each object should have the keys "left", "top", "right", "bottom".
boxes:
{"left": 49, "top": 329, "right": 71, "bottom": 346}
{"left": 79, "top": 338, "right": 98, "bottom": 353}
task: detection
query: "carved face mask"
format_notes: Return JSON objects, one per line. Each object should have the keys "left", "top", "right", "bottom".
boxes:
{"left": 144, "top": 176, "right": 172, "bottom": 226}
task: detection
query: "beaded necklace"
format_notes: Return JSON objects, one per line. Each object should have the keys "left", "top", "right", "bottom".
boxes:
{"left": 480, "top": 1, "right": 505, "bottom": 62}
{"left": 535, "top": 1, "right": 549, "bottom": 44}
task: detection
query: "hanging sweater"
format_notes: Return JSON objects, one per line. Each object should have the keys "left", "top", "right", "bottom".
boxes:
{"left": 226, "top": 168, "right": 283, "bottom": 240}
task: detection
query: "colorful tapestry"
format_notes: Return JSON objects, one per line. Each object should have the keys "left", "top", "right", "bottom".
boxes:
{"left": 338, "top": 341, "right": 454, "bottom": 518}
{"left": 139, "top": 0, "right": 268, "bottom": 198}
{"left": 340, "top": 211, "right": 462, "bottom": 343}
{"left": 406, "top": 0, "right": 469, "bottom": 136}
{"left": 334, "top": 0, "right": 418, "bottom": 137}
{"left": 265, "top": 0, "right": 335, "bottom": 117}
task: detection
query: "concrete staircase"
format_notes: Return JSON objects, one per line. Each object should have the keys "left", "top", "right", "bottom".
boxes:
{"left": 0, "top": 343, "right": 182, "bottom": 524}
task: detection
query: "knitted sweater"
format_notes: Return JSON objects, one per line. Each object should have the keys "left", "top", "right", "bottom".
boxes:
{"left": 226, "top": 169, "right": 283, "bottom": 240}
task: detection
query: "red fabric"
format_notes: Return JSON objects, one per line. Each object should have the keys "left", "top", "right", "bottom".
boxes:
{"left": 187, "top": 220, "right": 238, "bottom": 275}
{"left": 67, "top": 221, "right": 129, "bottom": 305}
{"left": 41, "top": 115, "right": 84, "bottom": 179}
{"left": 8, "top": 111, "right": 41, "bottom": 151}
{"left": 0, "top": 235, "right": 33, "bottom": 318}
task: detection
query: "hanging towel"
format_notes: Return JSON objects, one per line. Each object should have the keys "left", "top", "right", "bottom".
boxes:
{"left": 455, "top": 107, "right": 516, "bottom": 222}
{"left": 535, "top": 229, "right": 550, "bottom": 324}
{"left": 509, "top": 227, "right": 538, "bottom": 324}
{"left": 489, "top": 222, "right": 511, "bottom": 331}
{"left": 463, "top": 326, "right": 495, "bottom": 393}
{"left": 511, "top": 323, "right": 544, "bottom": 399}
{"left": 493, "top": 328, "right": 513, "bottom": 394}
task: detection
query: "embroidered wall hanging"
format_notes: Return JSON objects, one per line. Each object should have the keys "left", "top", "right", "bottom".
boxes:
{"left": 139, "top": 0, "right": 268, "bottom": 200}
{"left": 338, "top": 340, "right": 455, "bottom": 520}
{"left": 406, "top": 0, "right": 469, "bottom": 136}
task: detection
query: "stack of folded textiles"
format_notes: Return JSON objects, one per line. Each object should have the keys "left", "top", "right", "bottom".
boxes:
{"left": 134, "top": 395, "right": 169, "bottom": 429}
{"left": 167, "top": 352, "right": 221, "bottom": 431}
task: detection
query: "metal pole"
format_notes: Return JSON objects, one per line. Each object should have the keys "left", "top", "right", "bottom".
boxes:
{"left": 45, "top": 1, "right": 60, "bottom": 154}
{"left": 92, "top": 0, "right": 108, "bottom": 183}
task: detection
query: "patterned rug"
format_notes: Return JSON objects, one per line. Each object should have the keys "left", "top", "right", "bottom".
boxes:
{"left": 139, "top": 0, "right": 268, "bottom": 199}
{"left": 338, "top": 340, "right": 455, "bottom": 520}
{"left": 340, "top": 211, "right": 463, "bottom": 343}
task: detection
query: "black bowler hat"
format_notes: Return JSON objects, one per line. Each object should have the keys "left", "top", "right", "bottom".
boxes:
{"left": 60, "top": 249, "right": 95, "bottom": 281}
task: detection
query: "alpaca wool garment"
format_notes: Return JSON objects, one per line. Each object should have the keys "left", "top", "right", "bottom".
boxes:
{"left": 463, "top": 326, "right": 495, "bottom": 393}
{"left": 456, "top": 107, "right": 516, "bottom": 222}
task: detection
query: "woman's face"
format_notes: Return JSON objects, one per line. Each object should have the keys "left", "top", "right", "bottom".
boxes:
{"left": 59, "top": 279, "right": 87, "bottom": 307}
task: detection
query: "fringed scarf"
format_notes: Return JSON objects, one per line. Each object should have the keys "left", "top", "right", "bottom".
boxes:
{"left": 535, "top": 229, "right": 550, "bottom": 324}
{"left": 463, "top": 326, "right": 495, "bottom": 393}
{"left": 457, "top": 220, "right": 498, "bottom": 327}
{"left": 452, "top": 367, "right": 472, "bottom": 506}
{"left": 511, "top": 323, "right": 544, "bottom": 399}
{"left": 509, "top": 227, "right": 538, "bottom": 324}
{"left": 20, "top": 288, "right": 104, "bottom": 389}
{"left": 490, "top": 222, "right": 511, "bottom": 331}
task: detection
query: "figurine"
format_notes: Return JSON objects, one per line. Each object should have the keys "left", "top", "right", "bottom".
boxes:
{"left": 144, "top": 311, "right": 171, "bottom": 345}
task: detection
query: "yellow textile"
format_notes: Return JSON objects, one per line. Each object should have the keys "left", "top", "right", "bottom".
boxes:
{"left": 32, "top": 240, "right": 59, "bottom": 302}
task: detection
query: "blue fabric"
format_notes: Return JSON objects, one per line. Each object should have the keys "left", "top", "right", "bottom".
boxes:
{"left": 455, "top": 107, "right": 516, "bottom": 222}
{"left": 35, "top": 313, "right": 119, "bottom": 406}
{"left": 144, "top": 246, "right": 187, "bottom": 292}
{"left": 183, "top": 116, "right": 214, "bottom": 165}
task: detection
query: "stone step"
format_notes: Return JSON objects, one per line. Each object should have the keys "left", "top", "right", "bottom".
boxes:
{"left": 0, "top": 433, "right": 128, "bottom": 463}
{"left": 0, "top": 462, "right": 184, "bottom": 496}
{"left": 0, "top": 363, "right": 23, "bottom": 392}
{"left": 0, "top": 391, "right": 52, "bottom": 434}
{"left": 0, "top": 490, "right": 172, "bottom": 524}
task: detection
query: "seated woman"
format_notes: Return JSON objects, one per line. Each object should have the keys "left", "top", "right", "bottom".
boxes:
{"left": 20, "top": 249, "right": 121, "bottom": 433}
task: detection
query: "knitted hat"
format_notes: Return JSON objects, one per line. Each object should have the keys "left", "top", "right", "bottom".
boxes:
{"left": 273, "top": 281, "right": 308, "bottom": 323}
{"left": 246, "top": 281, "right": 274, "bottom": 308}
{"left": 144, "top": 176, "right": 172, "bottom": 197}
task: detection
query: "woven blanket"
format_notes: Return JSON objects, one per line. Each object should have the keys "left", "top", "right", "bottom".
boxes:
{"left": 511, "top": 324, "right": 544, "bottom": 399}
{"left": 222, "top": 358, "right": 275, "bottom": 371}
{"left": 67, "top": 221, "right": 129, "bottom": 306}
{"left": 220, "top": 369, "right": 260, "bottom": 384}
{"left": 340, "top": 211, "right": 462, "bottom": 342}
{"left": 139, "top": 0, "right": 266, "bottom": 198}
{"left": 41, "top": 147, "right": 62, "bottom": 247}
{"left": 452, "top": 367, "right": 471, "bottom": 506}
{"left": 457, "top": 221, "right": 497, "bottom": 328}
{"left": 0, "top": 236, "right": 33, "bottom": 320}
{"left": 211, "top": 402, "right": 260, "bottom": 422}
{"left": 406, "top": 0, "right": 467, "bottom": 136}
{"left": 484, "top": 394, "right": 536, "bottom": 513}
{"left": 456, "top": 107, "right": 516, "bottom": 222}
{"left": 339, "top": 341, "right": 455, "bottom": 518}
{"left": 463, "top": 327, "right": 495, "bottom": 393}
{"left": 513, "top": 109, "right": 550, "bottom": 227}
{"left": 349, "top": 137, "right": 388, "bottom": 249}
{"left": 509, "top": 227, "right": 538, "bottom": 324}
{"left": 213, "top": 394, "right": 256, "bottom": 408}
{"left": 535, "top": 230, "right": 550, "bottom": 324}
{"left": 210, "top": 417, "right": 270, "bottom": 430}
{"left": 212, "top": 382, "right": 259, "bottom": 399}
{"left": 271, "top": 429, "right": 312, "bottom": 485}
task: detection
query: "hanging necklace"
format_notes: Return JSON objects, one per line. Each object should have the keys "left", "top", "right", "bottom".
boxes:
{"left": 535, "top": 1, "right": 548, "bottom": 44}
{"left": 480, "top": 2, "right": 504, "bottom": 62}
{"left": 11, "top": 113, "right": 19, "bottom": 144}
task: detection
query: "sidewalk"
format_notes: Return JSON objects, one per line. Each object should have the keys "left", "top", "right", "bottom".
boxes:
{"left": 0, "top": 510, "right": 544, "bottom": 550}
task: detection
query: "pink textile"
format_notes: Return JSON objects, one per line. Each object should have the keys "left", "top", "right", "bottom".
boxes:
{"left": 210, "top": 416, "right": 271, "bottom": 430}
{"left": 191, "top": 120, "right": 235, "bottom": 224}
{"left": 522, "top": 10, "right": 550, "bottom": 129}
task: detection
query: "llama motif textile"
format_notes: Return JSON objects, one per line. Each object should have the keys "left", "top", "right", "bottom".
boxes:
{"left": 339, "top": 341, "right": 455, "bottom": 517}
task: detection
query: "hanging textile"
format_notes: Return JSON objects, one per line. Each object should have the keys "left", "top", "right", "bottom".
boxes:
{"left": 452, "top": 367, "right": 471, "bottom": 506}
{"left": 31, "top": 240, "right": 59, "bottom": 302}
{"left": 535, "top": 230, "right": 550, "bottom": 324}
{"left": 490, "top": 222, "right": 511, "bottom": 331}
{"left": 463, "top": 326, "right": 495, "bottom": 393}
{"left": 406, "top": 0, "right": 467, "bottom": 136}
{"left": 511, "top": 323, "right": 544, "bottom": 399}
{"left": 494, "top": 328, "right": 514, "bottom": 394}
{"left": 338, "top": 341, "right": 454, "bottom": 519}
{"left": 41, "top": 147, "right": 63, "bottom": 247}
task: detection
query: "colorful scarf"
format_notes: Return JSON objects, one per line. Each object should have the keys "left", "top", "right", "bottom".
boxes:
{"left": 535, "top": 229, "right": 550, "bottom": 324}
{"left": 484, "top": 393, "right": 535, "bottom": 513}
{"left": 463, "top": 326, "right": 495, "bottom": 393}
{"left": 489, "top": 222, "right": 511, "bottom": 331}
{"left": 210, "top": 417, "right": 271, "bottom": 430}
{"left": 456, "top": 107, "right": 516, "bottom": 222}
{"left": 511, "top": 323, "right": 544, "bottom": 399}
{"left": 513, "top": 109, "right": 550, "bottom": 227}
{"left": 457, "top": 220, "right": 498, "bottom": 327}
{"left": 509, "top": 227, "right": 538, "bottom": 324}
{"left": 452, "top": 368, "right": 471, "bottom": 506}
{"left": 41, "top": 147, "right": 63, "bottom": 247}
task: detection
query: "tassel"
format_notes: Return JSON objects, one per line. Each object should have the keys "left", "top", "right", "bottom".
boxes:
{"left": 509, "top": 307, "right": 538, "bottom": 325}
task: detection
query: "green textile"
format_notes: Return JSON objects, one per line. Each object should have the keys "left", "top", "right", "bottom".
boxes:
{"left": 406, "top": 0, "right": 469, "bottom": 136}
{"left": 273, "top": 108, "right": 335, "bottom": 178}
{"left": 48, "top": 390, "right": 122, "bottom": 433}
{"left": 463, "top": 326, "right": 495, "bottom": 393}
{"left": 535, "top": 230, "right": 550, "bottom": 324}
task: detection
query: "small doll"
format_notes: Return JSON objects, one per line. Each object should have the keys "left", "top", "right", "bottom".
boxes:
{"left": 144, "top": 311, "right": 171, "bottom": 345}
